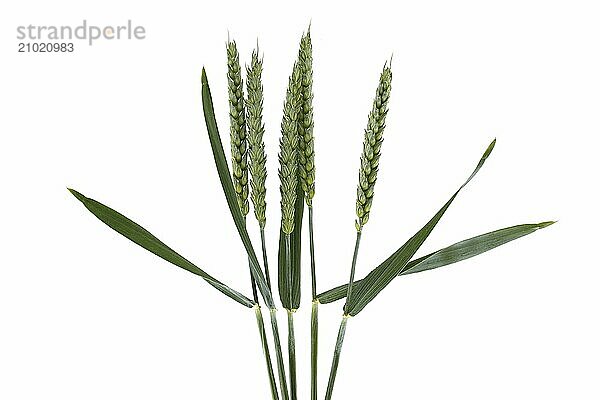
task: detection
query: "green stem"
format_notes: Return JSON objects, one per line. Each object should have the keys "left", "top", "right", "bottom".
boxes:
{"left": 326, "top": 228, "right": 360, "bottom": 399}
{"left": 269, "top": 308, "right": 290, "bottom": 400}
{"left": 284, "top": 233, "right": 296, "bottom": 400}
{"left": 311, "top": 299, "right": 319, "bottom": 400}
{"left": 324, "top": 316, "right": 349, "bottom": 400}
{"left": 343, "top": 231, "right": 362, "bottom": 314}
{"left": 285, "top": 234, "right": 293, "bottom": 307}
{"left": 309, "top": 206, "right": 318, "bottom": 400}
{"left": 260, "top": 227, "right": 272, "bottom": 290}
{"left": 309, "top": 206, "right": 317, "bottom": 299}
{"left": 254, "top": 306, "right": 280, "bottom": 400}
{"left": 287, "top": 310, "right": 297, "bottom": 400}
{"left": 249, "top": 257, "right": 259, "bottom": 303}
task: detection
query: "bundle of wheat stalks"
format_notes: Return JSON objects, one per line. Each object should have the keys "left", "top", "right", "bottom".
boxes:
{"left": 69, "top": 27, "right": 554, "bottom": 399}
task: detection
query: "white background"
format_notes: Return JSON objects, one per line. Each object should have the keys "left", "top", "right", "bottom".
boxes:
{"left": 1, "top": 1, "right": 599, "bottom": 399}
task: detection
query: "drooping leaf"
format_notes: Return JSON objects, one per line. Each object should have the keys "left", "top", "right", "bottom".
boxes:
{"left": 344, "top": 139, "right": 496, "bottom": 316}
{"left": 278, "top": 185, "right": 304, "bottom": 310}
{"left": 68, "top": 189, "right": 255, "bottom": 308}
{"left": 201, "top": 68, "right": 275, "bottom": 309}
{"left": 318, "top": 221, "right": 554, "bottom": 304}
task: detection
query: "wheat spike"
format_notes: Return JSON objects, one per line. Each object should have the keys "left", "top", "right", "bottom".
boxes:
{"left": 246, "top": 47, "right": 268, "bottom": 228}
{"left": 298, "top": 30, "right": 315, "bottom": 205}
{"left": 279, "top": 62, "right": 302, "bottom": 235}
{"left": 227, "top": 40, "right": 249, "bottom": 217}
{"left": 355, "top": 62, "right": 392, "bottom": 231}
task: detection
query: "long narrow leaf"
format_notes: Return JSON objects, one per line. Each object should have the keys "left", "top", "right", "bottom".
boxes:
{"left": 318, "top": 221, "right": 554, "bottom": 304}
{"left": 68, "top": 189, "right": 255, "bottom": 308}
{"left": 201, "top": 68, "right": 275, "bottom": 308}
{"left": 278, "top": 185, "right": 304, "bottom": 310}
{"left": 345, "top": 139, "right": 496, "bottom": 316}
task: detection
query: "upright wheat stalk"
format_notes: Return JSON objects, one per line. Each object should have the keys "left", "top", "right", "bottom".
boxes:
{"left": 296, "top": 28, "right": 319, "bottom": 400}
{"left": 344, "top": 62, "right": 392, "bottom": 309}
{"left": 325, "top": 62, "right": 392, "bottom": 400}
{"left": 246, "top": 46, "right": 272, "bottom": 290}
{"left": 279, "top": 60, "right": 302, "bottom": 400}
{"left": 227, "top": 40, "right": 280, "bottom": 400}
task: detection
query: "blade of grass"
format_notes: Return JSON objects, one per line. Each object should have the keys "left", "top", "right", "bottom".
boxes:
{"left": 403, "top": 221, "right": 556, "bottom": 274}
{"left": 317, "top": 220, "right": 555, "bottom": 304}
{"left": 68, "top": 188, "right": 254, "bottom": 308}
{"left": 201, "top": 68, "right": 274, "bottom": 309}
{"left": 345, "top": 139, "right": 496, "bottom": 316}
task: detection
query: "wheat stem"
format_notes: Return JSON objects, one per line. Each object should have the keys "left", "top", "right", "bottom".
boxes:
{"left": 278, "top": 60, "right": 301, "bottom": 400}
{"left": 309, "top": 205, "right": 317, "bottom": 298}
{"left": 343, "top": 231, "right": 362, "bottom": 314}
{"left": 309, "top": 205, "right": 319, "bottom": 400}
{"left": 255, "top": 306, "right": 280, "bottom": 400}
{"left": 260, "top": 227, "right": 272, "bottom": 290}
{"left": 287, "top": 310, "right": 297, "bottom": 400}
{"left": 324, "top": 316, "right": 349, "bottom": 400}
{"left": 229, "top": 40, "right": 279, "bottom": 399}
{"left": 299, "top": 29, "right": 319, "bottom": 400}
{"left": 270, "top": 308, "right": 290, "bottom": 400}
{"left": 284, "top": 233, "right": 296, "bottom": 400}
{"left": 285, "top": 234, "right": 293, "bottom": 307}
{"left": 310, "top": 298, "right": 319, "bottom": 400}
{"left": 248, "top": 256, "right": 259, "bottom": 303}
{"left": 246, "top": 46, "right": 273, "bottom": 292}
{"left": 326, "top": 61, "right": 392, "bottom": 400}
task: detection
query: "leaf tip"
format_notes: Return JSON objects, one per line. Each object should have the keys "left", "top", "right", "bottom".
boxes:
{"left": 67, "top": 188, "right": 86, "bottom": 203}
{"left": 201, "top": 67, "right": 207, "bottom": 84}
{"left": 538, "top": 220, "right": 557, "bottom": 229}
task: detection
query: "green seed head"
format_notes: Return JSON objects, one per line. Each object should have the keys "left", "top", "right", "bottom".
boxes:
{"left": 298, "top": 31, "right": 315, "bottom": 206}
{"left": 227, "top": 40, "right": 249, "bottom": 217}
{"left": 279, "top": 62, "right": 302, "bottom": 235}
{"left": 246, "top": 47, "right": 268, "bottom": 229}
{"left": 355, "top": 63, "right": 392, "bottom": 231}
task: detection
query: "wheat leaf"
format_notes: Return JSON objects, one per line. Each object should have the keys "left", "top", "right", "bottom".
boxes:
{"left": 317, "top": 221, "right": 554, "bottom": 304}
{"left": 68, "top": 189, "right": 255, "bottom": 308}
{"left": 345, "top": 139, "right": 496, "bottom": 316}
{"left": 278, "top": 186, "right": 304, "bottom": 310}
{"left": 201, "top": 68, "right": 275, "bottom": 309}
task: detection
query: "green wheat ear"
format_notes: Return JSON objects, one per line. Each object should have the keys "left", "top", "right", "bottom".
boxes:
{"left": 227, "top": 40, "right": 249, "bottom": 217}
{"left": 279, "top": 62, "right": 302, "bottom": 235}
{"left": 246, "top": 47, "right": 268, "bottom": 228}
{"left": 355, "top": 62, "right": 392, "bottom": 231}
{"left": 298, "top": 30, "right": 315, "bottom": 205}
